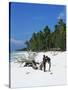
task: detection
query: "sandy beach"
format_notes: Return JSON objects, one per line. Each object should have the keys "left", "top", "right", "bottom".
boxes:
{"left": 10, "top": 51, "right": 66, "bottom": 88}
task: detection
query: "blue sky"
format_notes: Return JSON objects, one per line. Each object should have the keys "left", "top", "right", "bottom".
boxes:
{"left": 10, "top": 2, "right": 66, "bottom": 51}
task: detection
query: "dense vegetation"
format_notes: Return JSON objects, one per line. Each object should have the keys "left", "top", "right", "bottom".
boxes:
{"left": 25, "top": 19, "right": 66, "bottom": 51}
{"left": 17, "top": 19, "right": 66, "bottom": 51}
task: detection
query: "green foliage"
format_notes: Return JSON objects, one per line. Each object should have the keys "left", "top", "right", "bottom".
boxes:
{"left": 25, "top": 19, "right": 66, "bottom": 51}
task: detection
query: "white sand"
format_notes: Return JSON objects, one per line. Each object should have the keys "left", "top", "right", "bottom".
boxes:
{"left": 10, "top": 51, "right": 67, "bottom": 88}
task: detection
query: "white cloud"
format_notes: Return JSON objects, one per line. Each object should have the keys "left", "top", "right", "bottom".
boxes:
{"left": 11, "top": 38, "right": 25, "bottom": 45}
{"left": 57, "top": 8, "right": 66, "bottom": 20}
{"left": 57, "top": 12, "right": 65, "bottom": 20}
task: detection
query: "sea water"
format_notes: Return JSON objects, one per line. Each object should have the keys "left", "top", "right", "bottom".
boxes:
{"left": 9, "top": 51, "right": 31, "bottom": 62}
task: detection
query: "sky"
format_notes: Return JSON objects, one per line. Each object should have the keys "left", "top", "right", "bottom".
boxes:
{"left": 10, "top": 2, "right": 66, "bottom": 51}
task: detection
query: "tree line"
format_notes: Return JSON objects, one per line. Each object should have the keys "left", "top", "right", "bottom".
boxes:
{"left": 18, "top": 19, "right": 66, "bottom": 51}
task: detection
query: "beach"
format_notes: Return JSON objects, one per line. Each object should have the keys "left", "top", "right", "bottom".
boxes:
{"left": 10, "top": 51, "right": 66, "bottom": 88}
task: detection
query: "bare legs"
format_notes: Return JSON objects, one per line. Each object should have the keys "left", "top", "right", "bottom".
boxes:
{"left": 49, "top": 62, "right": 51, "bottom": 71}
{"left": 43, "top": 62, "right": 46, "bottom": 72}
{"left": 40, "top": 62, "right": 51, "bottom": 72}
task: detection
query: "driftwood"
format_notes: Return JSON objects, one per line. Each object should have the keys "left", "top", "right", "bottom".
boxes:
{"left": 14, "top": 52, "right": 39, "bottom": 69}
{"left": 15, "top": 59, "right": 39, "bottom": 69}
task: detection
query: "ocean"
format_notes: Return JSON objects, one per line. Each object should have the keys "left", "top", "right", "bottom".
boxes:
{"left": 9, "top": 51, "right": 31, "bottom": 62}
